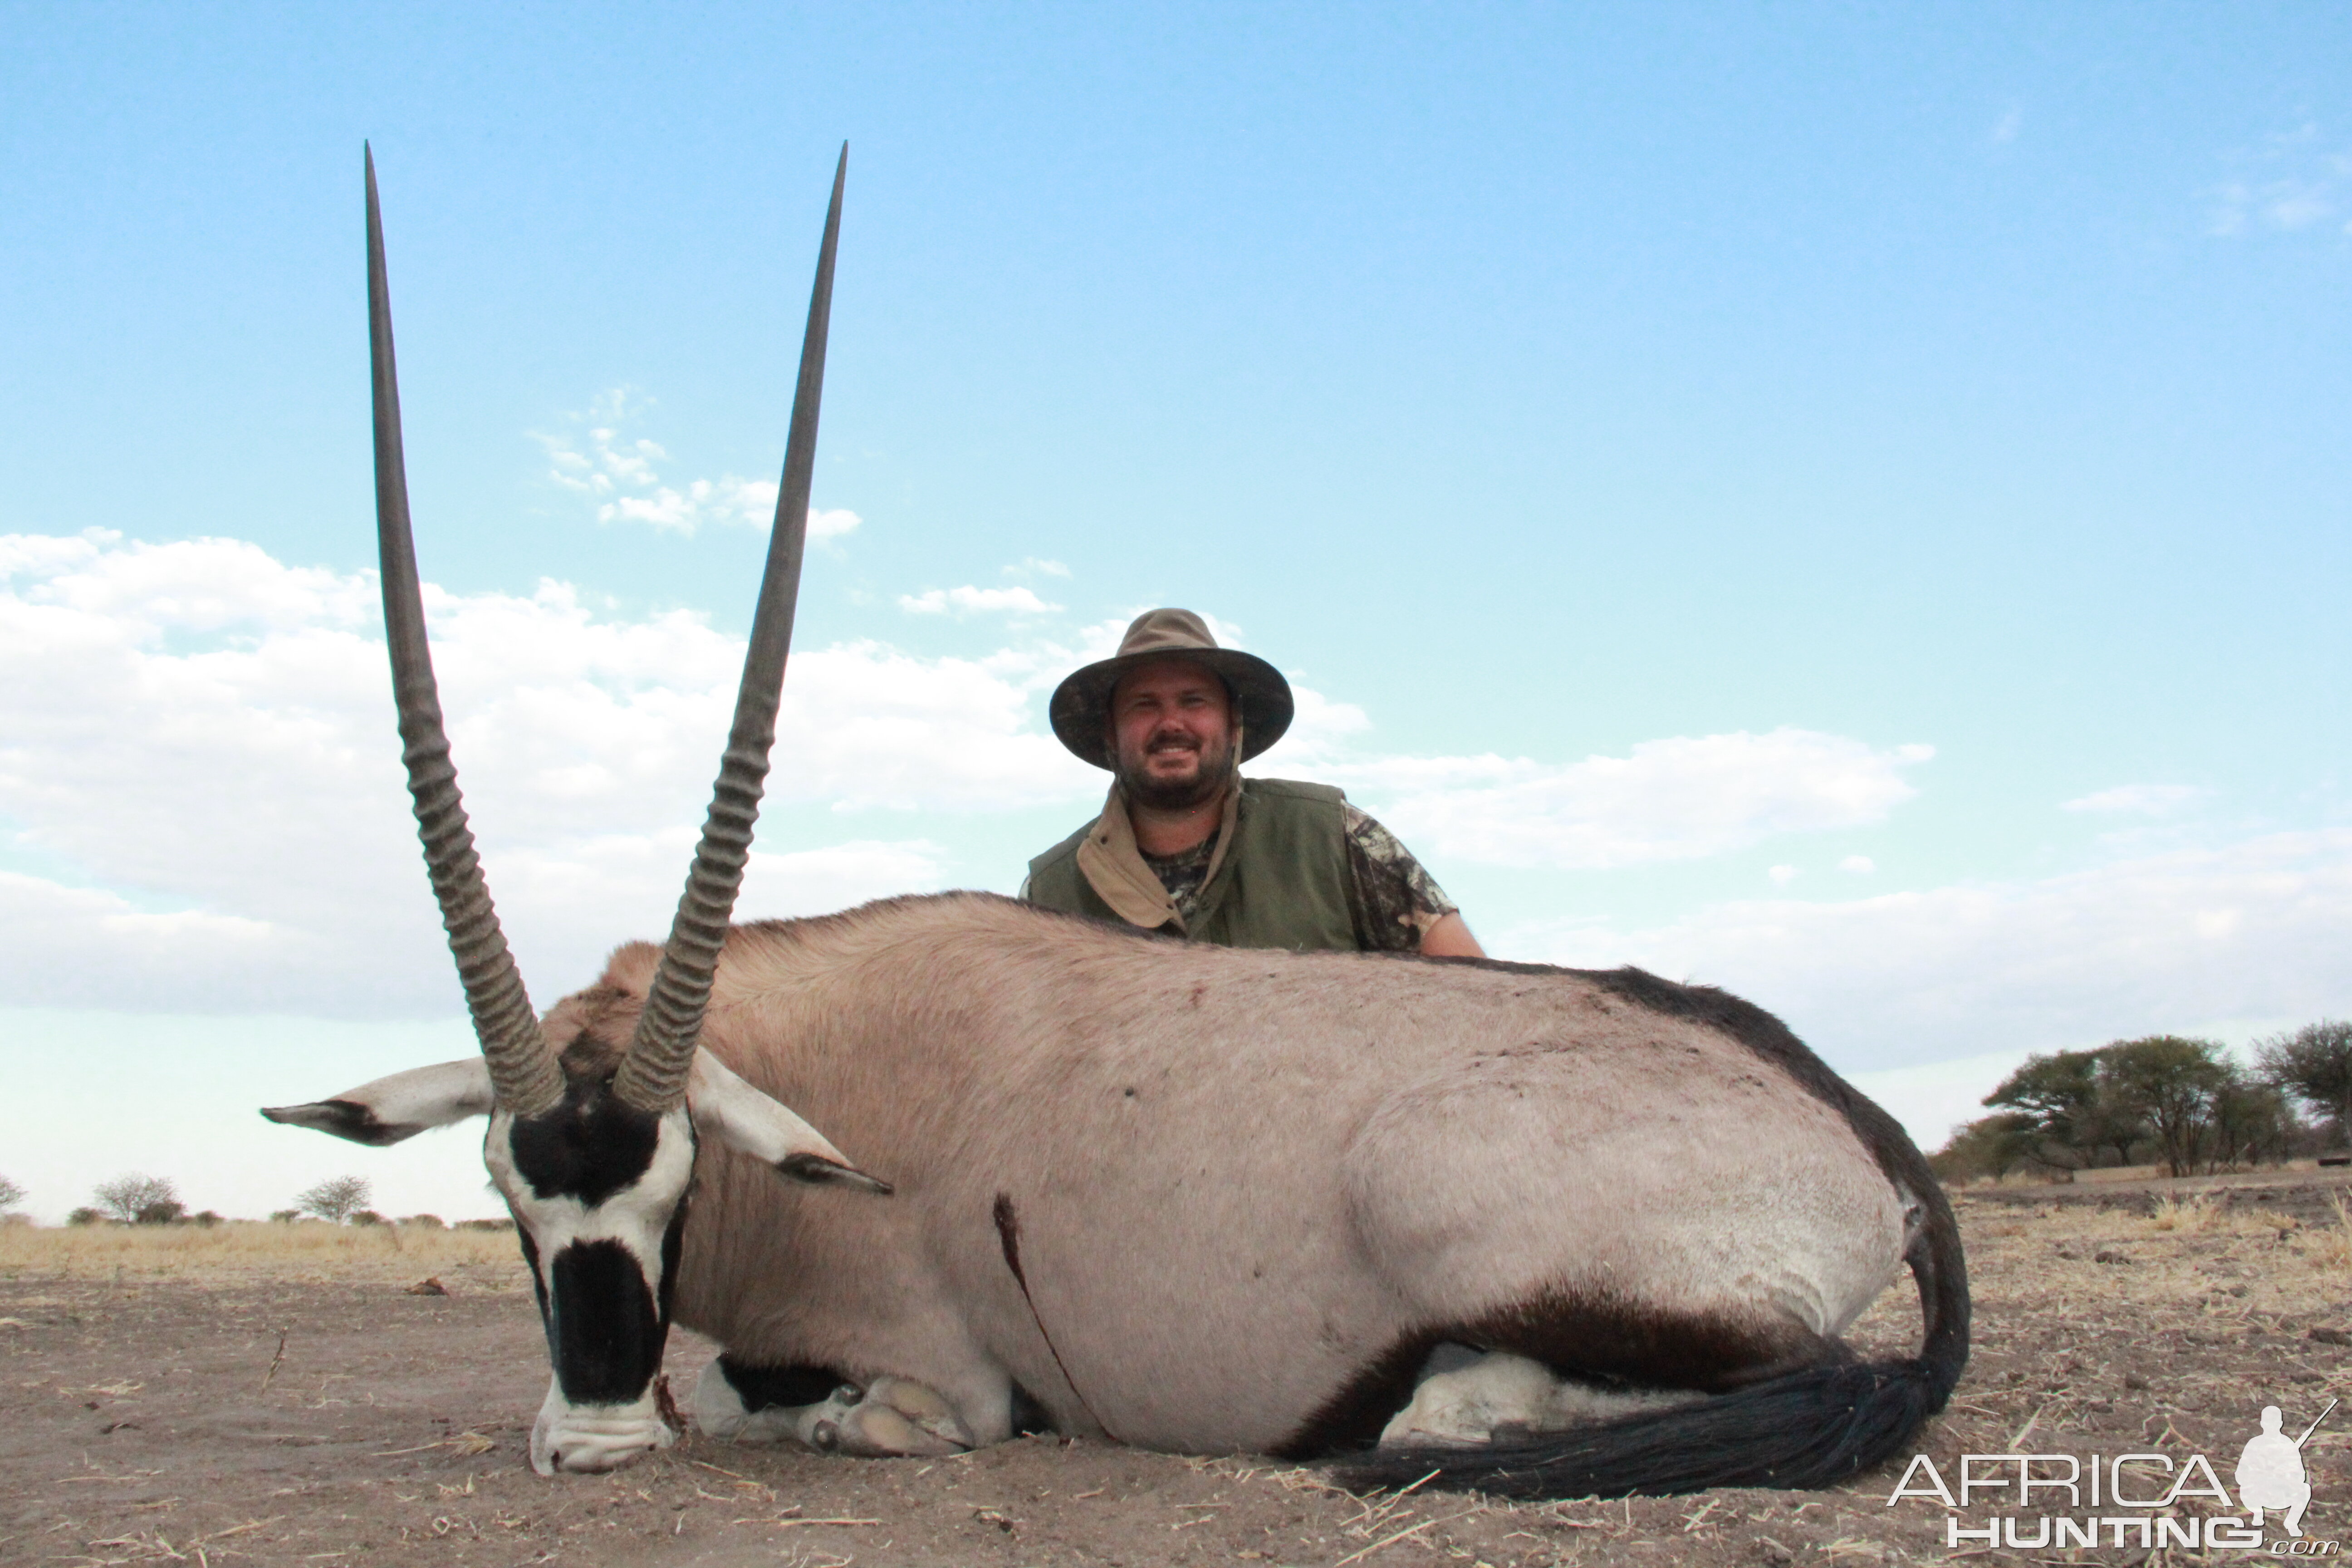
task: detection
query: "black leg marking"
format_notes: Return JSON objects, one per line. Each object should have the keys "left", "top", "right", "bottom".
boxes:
{"left": 1274, "top": 1332, "right": 1439, "bottom": 1458}
{"left": 1009, "top": 1380, "right": 1056, "bottom": 1438}
{"left": 993, "top": 1193, "right": 1117, "bottom": 1443}
{"left": 1279, "top": 1288, "right": 1842, "bottom": 1460}
{"left": 716, "top": 1355, "right": 851, "bottom": 1412}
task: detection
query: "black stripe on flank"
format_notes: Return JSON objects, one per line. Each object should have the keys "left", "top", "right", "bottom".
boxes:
{"left": 548, "top": 1239, "right": 665, "bottom": 1405}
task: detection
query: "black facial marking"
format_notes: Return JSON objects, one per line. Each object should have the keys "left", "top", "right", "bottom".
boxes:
{"left": 716, "top": 1356, "right": 849, "bottom": 1412}
{"left": 655, "top": 1194, "right": 687, "bottom": 1330}
{"left": 506, "top": 1073, "right": 665, "bottom": 1205}
{"left": 548, "top": 1239, "right": 666, "bottom": 1405}
{"left": 514, "top": 1219, "right": 551, "bottom": 1338}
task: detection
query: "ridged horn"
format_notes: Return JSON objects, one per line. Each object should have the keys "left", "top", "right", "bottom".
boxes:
{"left": 367, "top": 145, "right": 564, "bottom": 1117}
{"left": 612, "top": 145, "right": 847, "bottom": 1114}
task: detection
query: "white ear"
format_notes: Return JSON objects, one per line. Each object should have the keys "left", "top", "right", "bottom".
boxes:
{"left": 261, "top": 1058, "right": 497, "bottom": 1147}
{"left": 687, "top": 1049, "right": 891, "bottom": 1194}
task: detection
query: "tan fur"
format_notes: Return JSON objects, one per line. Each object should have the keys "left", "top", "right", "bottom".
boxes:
{"left": 545, "top": 892, "right": 1908, "bottom": 1456}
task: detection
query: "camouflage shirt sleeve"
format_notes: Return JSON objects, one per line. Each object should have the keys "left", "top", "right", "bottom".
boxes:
{"left": 1343, "top": 804, "right": 1458, "bottom": 952}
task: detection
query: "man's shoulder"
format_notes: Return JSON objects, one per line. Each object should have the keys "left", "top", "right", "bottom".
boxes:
{"left": 1027, "top": 819, "right": 1094, "bottom": 876}
{"left": 1243, "top": 776, "right": 1347, "bottom": 806}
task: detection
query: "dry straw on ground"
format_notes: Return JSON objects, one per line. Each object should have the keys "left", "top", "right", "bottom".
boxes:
{"left": 0, "top": 1217, "right": 531, "bottom": 1289}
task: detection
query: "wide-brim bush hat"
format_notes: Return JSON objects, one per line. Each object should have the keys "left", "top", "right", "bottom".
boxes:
{"left": 1049, "top": 608, "right": 1294, "bottom": 770}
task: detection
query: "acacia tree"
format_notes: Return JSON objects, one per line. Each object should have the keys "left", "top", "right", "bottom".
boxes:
{"left": 297, "top": 1175, "right": 372, "bottom": 1224}
{"left": 92, "top": 1173, "right": 181, "bottom": 1225}
{"left": 2258, "top": 1020, "right": 2352, "bottom": 1142}
{"left": 1984, "top": 1049, "right": 2145, "bottom": 1174}
{"left": 1931, "top": 1114, "right": 2037, "bottom": 1183}
{"left": 2208, "top": 1077, "right": 2300, "bottom": 1171}
{"left": 0, "top": 1175, "right": 24, "bottom": 1216}
{"left": 2101, "top": 1036, "right": 2232, "bottom": 1178}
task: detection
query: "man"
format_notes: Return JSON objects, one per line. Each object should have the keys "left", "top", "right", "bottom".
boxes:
{"left": 1024, "top": 608, "right": 1485, "bottom": 956}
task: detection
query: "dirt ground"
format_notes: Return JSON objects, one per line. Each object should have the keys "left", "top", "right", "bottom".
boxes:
{"left": 7, "top": 1172, "right": 2352, "bottom": 1568}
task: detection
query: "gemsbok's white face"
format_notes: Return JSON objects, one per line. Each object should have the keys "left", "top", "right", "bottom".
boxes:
{"left": 266, "top": 1046, "right": 883, "bottom": 1472}
{"left": 263, "top": 144, "right": 862, "bottom": 1475}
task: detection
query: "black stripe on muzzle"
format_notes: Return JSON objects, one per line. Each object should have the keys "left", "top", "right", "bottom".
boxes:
{"left": 548, "top": 1238, "right": 668, "bottom": 1405}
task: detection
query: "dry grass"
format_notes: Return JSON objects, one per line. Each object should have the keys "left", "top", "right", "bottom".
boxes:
{"left": 0, "top": 1218, "right": 532, "bottom": 1288}
{"left": 1901, "top": 1188, "right": 2352, "bottom": 1474}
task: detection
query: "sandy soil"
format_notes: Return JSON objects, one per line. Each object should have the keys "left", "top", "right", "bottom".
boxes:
{"left": 6, "top": 1174, "right": 2352, "bottom": 1567}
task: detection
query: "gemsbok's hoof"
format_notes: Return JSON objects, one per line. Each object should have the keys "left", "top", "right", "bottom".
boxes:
{"left": 688, "top": 1361, "right": 971, "bottom": 1457}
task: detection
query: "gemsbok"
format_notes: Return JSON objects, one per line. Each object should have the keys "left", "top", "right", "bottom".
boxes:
{"left": 265, "top": 147, "right": 1968, "bottom": 1496}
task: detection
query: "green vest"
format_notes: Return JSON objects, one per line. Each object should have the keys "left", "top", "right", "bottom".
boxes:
{"left": 1026, "top": 778, "right": 1358, "bottom": 951}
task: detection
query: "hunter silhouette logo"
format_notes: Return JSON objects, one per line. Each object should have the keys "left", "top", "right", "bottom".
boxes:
{"left": 2238, "top": 1399, "right": 2332, "bottom": 1538}
{"left": 1887, "top": 1397, "right": 2335, "bottom": 1551}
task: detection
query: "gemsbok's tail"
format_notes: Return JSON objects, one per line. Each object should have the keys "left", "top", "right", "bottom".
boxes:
{"left": 1337, "top": 1176, "right": 1970, "bottom": 1499}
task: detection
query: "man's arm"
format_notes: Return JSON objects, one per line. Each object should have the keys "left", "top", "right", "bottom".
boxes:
{"left": 1418, "top": 911, "right": 1486, "bottom": 958}
{"left": 1342, "top": 805, "right": 1485, "bottom": 956}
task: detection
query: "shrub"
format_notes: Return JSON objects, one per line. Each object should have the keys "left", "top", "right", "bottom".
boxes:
{"left": 93, "top": 1174, "right": 179, "bottom": 1225}
{"left": 134, "top": 1198, "right": 186, "bottom": 1225}
{"left": 269, "top": 1209, "right": 300, "bottom": 1224}
{"left": 455, "top": 1217, "right": 515, "bottom": 1232}
{"left": 0, "top": 1174, "right": 24, "bottom": 1215}
{"left": 400, "top": 1214, "right": 445, "bottom": 1230}
{"left": 67, "top": 1207, "right": 104, "bottom": 1226}
{"left": 296, "top": 1175, "right": 372, "bottom": 1224}
{"left": 349, "top": 1210, "right": 386, "bottom": 1227}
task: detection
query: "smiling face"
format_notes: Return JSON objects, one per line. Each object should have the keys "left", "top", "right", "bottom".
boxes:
{"left": 1107, "top": 657, "right": 1240, "bottom": 812}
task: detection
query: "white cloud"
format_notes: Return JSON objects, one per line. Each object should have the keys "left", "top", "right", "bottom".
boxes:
{"left": 1004, "top": 557, "right": 1071, "bottom": 579}
{"left": 1989, "top": 108, "right": 2022, "bottom": 145}
{"left": 2063, "top": 782, "right": 2204, "bottom": 815}
{"left": 1325, "top": 730, "right": 1931, "bottom": 870}
{"left": 1839, "top": 855, "right": 1875, "bottom": 874}
{"left": 1769, "top": 864, "right": 1799, "bottom": 885}
{"left": 535, "top": 390, "right": 859, "bottom": 542}
{"left": 0, "top": 532, "right": 1096, "bottom": 1013}
{"left": 1505, "top": 828, "right": 2352, "bottom": 1077}
{"left": 898, "top": 585, "right": 1062, "bottom": 615}
{"left": 2206, "top": 126, "right": 2352, "bottom": 238}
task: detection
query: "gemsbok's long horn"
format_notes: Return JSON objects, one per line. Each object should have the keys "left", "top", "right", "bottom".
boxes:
{"left": 367, "top": 144, "right": 564, "bottom": 1117}
{"left": 610, "top": 145, "right": 847, "bottom": 1115}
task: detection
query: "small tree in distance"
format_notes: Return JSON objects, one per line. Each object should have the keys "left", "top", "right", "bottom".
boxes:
{"left": 0, "top": 1175, "right": 25, "bottom": 1216}
{"left": 93, "top": 1173, "right": 179, "bottom": 1225}
{"left": 2258, "top": 1020, "right": 2352, "bottom": 1145}
{"left": 298, "top": 1175, "right": 373, "bottom": 1224}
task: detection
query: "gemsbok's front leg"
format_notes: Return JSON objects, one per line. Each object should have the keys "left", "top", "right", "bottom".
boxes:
{"left": 692, "top": 1357, "right": 975, "bottom": 1456}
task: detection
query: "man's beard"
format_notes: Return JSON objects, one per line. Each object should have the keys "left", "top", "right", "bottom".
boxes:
{"left": 1115, "top": 732, "right": 1236, "bottom": 813}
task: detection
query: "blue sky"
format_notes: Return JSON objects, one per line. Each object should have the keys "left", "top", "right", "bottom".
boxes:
{"left": 3, "top": 4, "right": 2347, "bottom": 1220}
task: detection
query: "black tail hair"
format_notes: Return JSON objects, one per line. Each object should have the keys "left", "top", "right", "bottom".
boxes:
{"left": 1338, "top": 1175, "right": 1969, "bottom": 1499}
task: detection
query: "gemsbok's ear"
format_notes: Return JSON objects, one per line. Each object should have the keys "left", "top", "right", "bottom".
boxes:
{"left": 687, "top": 1049, "right": 892, "bottom": 1195}
{"left": 261, "top": 1058, "right": 497, "bottom": 1147}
